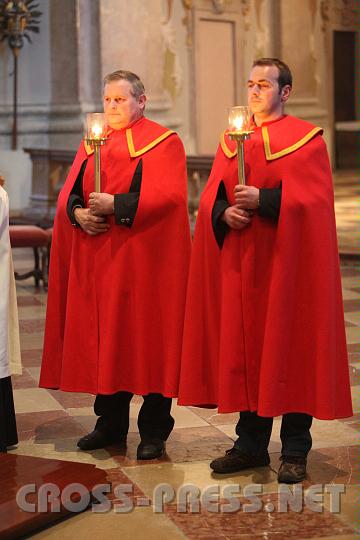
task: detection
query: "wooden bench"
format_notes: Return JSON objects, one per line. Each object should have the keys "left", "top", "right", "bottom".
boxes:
{"left": 9, "top": 226, "right": 52, "bottom": 288}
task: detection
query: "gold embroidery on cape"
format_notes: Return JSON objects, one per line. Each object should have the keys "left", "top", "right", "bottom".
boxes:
{"left": 220, "top": 131, "right": 237, "bottom": 158}
{"left": 126, "top": 129, "right": 174, "bottom": 157}
{"left": 262, "top": 126, "right": 322, "bottom": 160}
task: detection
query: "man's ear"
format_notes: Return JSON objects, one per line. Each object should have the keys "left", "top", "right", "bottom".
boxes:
{"left": 281, "top": 85, "right": 291, "bottom": 103}
{"left": 138, "top": 94, "right": 147, "bottom": 110}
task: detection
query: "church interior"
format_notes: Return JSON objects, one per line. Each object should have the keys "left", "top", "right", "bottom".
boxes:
{"left": 0, "top": 1, "right": 358, "bottom": 539}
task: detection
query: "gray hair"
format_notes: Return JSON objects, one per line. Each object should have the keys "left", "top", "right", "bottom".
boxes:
{"left": 103, "top": 70, "right": 145, "bottom": 98}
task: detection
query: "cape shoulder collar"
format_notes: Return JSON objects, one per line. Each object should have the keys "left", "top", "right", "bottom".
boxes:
{"left": 220, "top": 131, "right": 237, "bottom": 159}
{"left": 219, "top": 116, "right": 323, "bottom": 161}
{"left": 83, "top": 118, "right": 174, "bottom": 158}
{"left": 262, "top": 116, "right": 323, "bottom": 160}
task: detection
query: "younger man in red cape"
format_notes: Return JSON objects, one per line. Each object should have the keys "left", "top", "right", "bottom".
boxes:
{"left": 178, "top": 58, "right": 352, "bottom": 482}
{"left": 40, "top": 70, "right": 191, "bottom": 460}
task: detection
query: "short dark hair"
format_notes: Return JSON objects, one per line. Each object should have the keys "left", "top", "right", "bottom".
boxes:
{"left": 252, "top": 58, "right": 293, "bottom": 90}
{"left": 103, "top": 70, "right": 145, "bottom": 98}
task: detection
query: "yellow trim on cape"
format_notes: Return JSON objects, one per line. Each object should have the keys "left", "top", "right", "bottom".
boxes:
{"left": 83, "top": 140, "right": 94, "bottom": 156}
{"left": 220, "top": 131, "right": 237, "bottom": 158}
{"left": 126, "top": 128, "right": 174, "bottom": 157}
{"left": 262, "top": 126, "right": 322, "bottom": 161}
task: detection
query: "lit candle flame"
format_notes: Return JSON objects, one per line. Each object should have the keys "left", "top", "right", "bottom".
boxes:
{"left": 233, "top": 116, "right": 244, "bottom": 131}
{"left": 91, "top": 124, "right": 102, "bottom": 138}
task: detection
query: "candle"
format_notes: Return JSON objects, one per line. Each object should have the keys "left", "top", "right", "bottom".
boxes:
{"left": 227, "top": 106, "right": 254, "bottom": 185}
{"left": 228, "top": 106, "right": 252, "bottom": 134}
{"left": 85, "top": 113, "right": 108, "bottom": 193}
{"left": 86, "top": 113, "right": 107, "bottom": 141}
{"left": 91, "top": 124, "right": 103, "bottom": 139}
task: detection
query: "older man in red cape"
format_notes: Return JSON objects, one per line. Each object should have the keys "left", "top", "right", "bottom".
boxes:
{"left": 40, "top": 70, "right": 191, "bottom": 460}
{"left": 178, "top": 58, "right": 352, "bottom": 482}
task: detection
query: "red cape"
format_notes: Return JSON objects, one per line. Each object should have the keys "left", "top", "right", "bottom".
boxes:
{"left": 178, "top": 115, "right": 352, "bottom": 419}
{"left": 40, "top": 117, "right": 191, "bottom": 396}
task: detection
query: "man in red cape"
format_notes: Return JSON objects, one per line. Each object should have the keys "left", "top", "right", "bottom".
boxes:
{"left": 40, "top": 70, "right": 191, "bottom": 460}
{"left": 178, "top": 58, "right": 352, "bottom": 482}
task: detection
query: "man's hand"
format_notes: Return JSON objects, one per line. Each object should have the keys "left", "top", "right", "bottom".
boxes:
{"left": 89, "top": 192, "right": 114, "bottom": 216}
{"left": 221, "top": 206, "right": 252, "bottom": 230}
{"left": 234, "top": 185, "right": 259, "bottom": 209}
{"left": 74, "top": 208, "right": 110, "bottom": 236}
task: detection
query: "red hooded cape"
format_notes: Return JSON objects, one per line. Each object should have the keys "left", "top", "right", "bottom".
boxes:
{"left": 178, "top": 115, "right": 352, "bottom": 419}
{"left": 40, "top": 117, "right": 191, "bottom": 396}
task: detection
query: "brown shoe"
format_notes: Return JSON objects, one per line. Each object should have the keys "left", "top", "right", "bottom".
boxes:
{"left": 278, "top": 455, "right": 307, "bottom": 483}
{"left": 210, "top": 448, "right": 270, "bottom": 474}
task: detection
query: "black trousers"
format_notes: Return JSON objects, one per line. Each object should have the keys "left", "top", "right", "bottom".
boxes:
{"left": 94, "top": 391, "right": 174, "bottom": 441}
{"left": 234, "top": 411, "right": 313, "bottom": 458}
{"left": 0, "top": 377, "right": 18, "bottom": 452}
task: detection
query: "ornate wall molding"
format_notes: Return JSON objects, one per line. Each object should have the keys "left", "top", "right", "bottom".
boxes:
{"left": 181, "top": 0, "right": 193, "bottom": 46}
{"left": 320, "top": 0, "right": 330, "bottom": 31}
{"left": 241, "top": 0, "right": 251, "bottom": 31}
{"left": 211, "top": 0, "right": 227, "bottom": 14}
{"left": 162, "top": 0, "right": 183, "bottom": 99}
{"left": 321, "top": 0, "right": 359, "bottom": 30}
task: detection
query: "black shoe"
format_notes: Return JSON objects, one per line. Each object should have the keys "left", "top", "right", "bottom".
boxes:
{"left": 278, "top": 455, "right": 307, "bottom": 484}
{"left": 77, "top": 429, "right": 126, "bottom": 451}
{"left": 137, "top": 438, "right": 165, "bottom": 460}
{"left": 210, "top": 448, "right": 270, "bottom": 474}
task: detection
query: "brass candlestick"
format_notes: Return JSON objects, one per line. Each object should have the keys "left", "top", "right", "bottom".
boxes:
{"left": 85, "top": 113, "right": 108, "bottom": 192}
{"left": 228, "top": 106, "right": 253, "bottom": 185}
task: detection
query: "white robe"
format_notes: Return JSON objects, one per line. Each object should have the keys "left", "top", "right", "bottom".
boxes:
{"left": 0, "top": 186, "right": 21, "bottom": 378}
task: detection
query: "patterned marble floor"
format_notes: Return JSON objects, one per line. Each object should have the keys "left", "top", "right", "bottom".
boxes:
{"left": 7, "top": 237, "right": 359, "bottom": 539}
{"left": 333, "top": 170, "right": 359, "bottom": 256}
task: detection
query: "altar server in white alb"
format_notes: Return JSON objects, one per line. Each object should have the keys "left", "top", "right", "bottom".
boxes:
{"left": 0, "top": 176, "right": 22, "bottom": 452}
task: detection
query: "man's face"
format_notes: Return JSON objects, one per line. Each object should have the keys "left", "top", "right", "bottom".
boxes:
{"left": 103, "top": 79, "right": 146, "bottom": 129}
{"left": 247, "top": 65, "right": 289, "bottom": 121}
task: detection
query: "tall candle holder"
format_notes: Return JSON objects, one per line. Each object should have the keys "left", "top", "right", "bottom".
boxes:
{"left": 228, "top": 106, "right": 253, "bottom": 185}
{"left": 85, "top": 113, "right": 108, "bottom": 192}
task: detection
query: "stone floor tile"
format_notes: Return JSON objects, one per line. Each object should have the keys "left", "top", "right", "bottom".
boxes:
{"left": 344, "top": 311, "right": 360, "bottom": 326}
{"left": 345, "top": 326, "right": 359, "bottom": 344}
{"left": 123, "top": 459, "right": 279, "bottom": 499}
{"left": 13, "top": 388, "right": 64, "bottom": 413}
{"left": 18, "top": 303, "right": 46, "bottom": 318}
{"left": 12, "top": 369, "right": 37, "bottom": 389}
{"left": 323, "top": 484, "right": 359, "bottom": 532}
{"left": 347, "top": 365, "right": 359, "bottom": 386}
{"left": 20, "top": 332, "right": 45, "bottom": 351}
{"left": 165, "top": 491, "right": 355, "bottom": 540}
{"left": 8, "top": 440, "right": 121, "bottom": 470}
{"left": 350, "top": 386, "right": 359, "bottom": 410}
{"left": 16, "top": 296, "right": 44, "bottom": 307}
{"left": 20, "top": 348, "right": 43, "bottom": 367}
{"left": 47, "top": 390, "right": 95, "bottom": 409}
{"left": 304, "top": 445, "right": 359, "bottom": 485}
{"left": 29, "top": 507, "right": 186, "bottom": 540}
{"left": 188, "top": 407, "right": 240, "bottom": 426}
{"left": 342, "top": 289, "right": 359, "bottom": 301}
{"left": 16, "top": 410, "right": 85, "bottom": 441}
